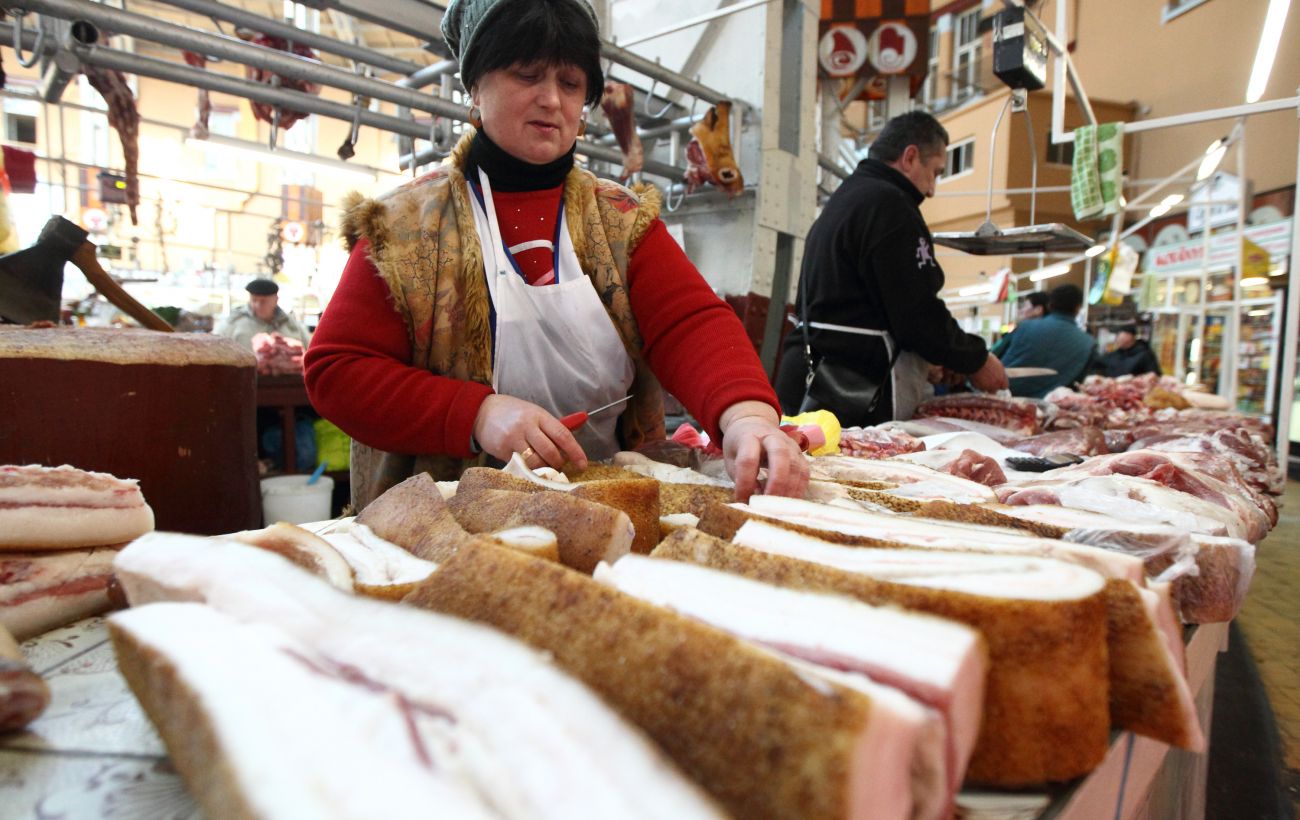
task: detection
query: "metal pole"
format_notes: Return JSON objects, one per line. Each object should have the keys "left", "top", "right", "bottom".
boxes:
{"left": 150, "top": 0, "right": 421, "bottom": 75}
{"left": 601, "top": 41, "right": 729, "bottom": 105}
{"left": 1228, "top": 125, "right": 1247, "bottom": 408}
{"left": 3, "top": 0, "right": 470, "bottom": 119}
{"left": 1052, "top": 96, "right": 1299, "bottom": 144}
{"left": 817, "top": 153, "right": 849, "bottom": 181}
{"left": 397, "top": 59, "right": 458, "bottom": 89}
{"left": 618, "top": 0, "right": 775, "bottom": 48}
{"left": 1275, "top": 95, "right": 1300, "bottom": 465}
{"left": 70, "top": 44, "right": 436, "bottom": 142}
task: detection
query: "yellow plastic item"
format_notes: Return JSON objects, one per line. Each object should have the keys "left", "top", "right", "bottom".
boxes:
{"left": 313, "top": 418, "right": 351, "bottom": 471}
{"left": 780, "top": 409, "right": 841, "bottom": 456}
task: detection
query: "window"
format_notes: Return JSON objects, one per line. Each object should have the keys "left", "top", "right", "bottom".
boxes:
{"left": 952, "top": 8, "right": 983, "bottom": 103}
{"left": 1046, "top": 140, "right": 1075, "bottom": 166}
{"left": 922, "top": 26, "right": 941, "bottom": 106}
{"left": 4, "top": 113, "right": 36, "bottom": 144}
{"left": 1162, "top": 0, "right": 1211, "bottom": 23}
{"left": 941, "top": 138, "right": 975, "bottom": 180}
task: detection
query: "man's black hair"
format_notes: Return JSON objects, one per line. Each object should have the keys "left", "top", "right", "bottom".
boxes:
{"left": 1049, "top": 284, "right": 1084, "bottom": 315}
{"left": 868, "top": 111, "right": 950, "bottom": 163}
{"left": 1024, "top": 291, "right": 1049, "bottom": 310}
{"left": 461, "top": 0, "right": 605, "bottom": 108}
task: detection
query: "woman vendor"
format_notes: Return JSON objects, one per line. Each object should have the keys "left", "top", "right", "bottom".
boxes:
{"left": 305, "top": 0, "right": 809, "bottom": 509}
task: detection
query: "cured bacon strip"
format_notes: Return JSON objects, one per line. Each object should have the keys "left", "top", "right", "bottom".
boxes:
{"left": 0, "top": 546, "right": 122, "bottom": 640}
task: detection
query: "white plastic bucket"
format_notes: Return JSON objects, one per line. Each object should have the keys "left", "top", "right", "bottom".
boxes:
{"left": 260, "top": 475, "right": 334, "bottom": 526}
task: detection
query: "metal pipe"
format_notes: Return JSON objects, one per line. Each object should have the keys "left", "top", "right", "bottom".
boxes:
{"left": 1275, "top": 95, "right": 1300, "bottom": 464}
{"left": 618, "top": 0, "right": 774, "bottom": 48}
{"left": 817, "top": 153, "right": 849, "bottom": 180}
{"left": 1052, "top": 96, "right": 1299, "bottom": 144}
{"left": 595, "top": 113, "right": 697, "bottom": 145}
{"left": 71, "top": 44, "right": 435, "bottom": 142}
{"left": 397, "top": 59, "right": 458, "bottom": 88}
{"left": 600, "top": 41, "right": 728, "bottom": 105}
{"left": 5, "top": 0, "right": 470, "bottom": 119}
{"left": 150, "top": 0, "right": 421, "bottom": 75}
{"left": 399, "top": 138, "right": 687, "bottom": 181}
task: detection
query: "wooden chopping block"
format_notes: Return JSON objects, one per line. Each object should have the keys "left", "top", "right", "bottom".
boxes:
{"left": 0, "top": 326, "right": 260, "bottom": 534}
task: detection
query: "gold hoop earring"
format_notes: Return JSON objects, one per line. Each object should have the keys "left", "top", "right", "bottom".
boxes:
{"left": 469, "top": 106, "right": 482, "bottom": 129}
{"left": 577, "top": 119, "right": 587, "bottom": 137}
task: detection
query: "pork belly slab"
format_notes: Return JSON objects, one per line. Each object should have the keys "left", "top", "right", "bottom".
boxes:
{"left": 596, "top": 554, "right": 988, "bottom": 818}
{"left": 704, "top": 498, "right": 1203, "bottom": 752}
{"left": 0, "top": 464, "right": 154, "bottom": 549}
{"left": 112, "top": 534, "right": 724, "bottom": 820}
{"left": 1, "top": 546, "right": 122, "bottom": 640}
{"left": 652, "top": 524, "right": 1111, "bottom": 786}
{"left": 407, "top": 542, "right": 920, "bottom": 820}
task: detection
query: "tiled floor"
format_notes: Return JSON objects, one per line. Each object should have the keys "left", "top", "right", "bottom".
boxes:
{"left": 1213, "top": 479, "right": 1300, "bottom": 817}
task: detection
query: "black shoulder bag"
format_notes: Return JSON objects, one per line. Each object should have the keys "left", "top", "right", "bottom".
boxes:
{"left": 797, "top": 282, "right": 900, "bottom": 428}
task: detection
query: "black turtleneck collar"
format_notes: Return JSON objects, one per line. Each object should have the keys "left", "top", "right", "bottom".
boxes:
{"left": 465, "top": 129, "right": 575, "bottom": 192}
{"left": 858, "top": 158, "right": 925, "bottom": 206}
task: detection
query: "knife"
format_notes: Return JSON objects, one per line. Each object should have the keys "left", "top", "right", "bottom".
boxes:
{"left": 518, "top": 395, "right": 634, "bottom": 464}
{"left": 1004, "top": 367, "right": 1058, "bottom": 378}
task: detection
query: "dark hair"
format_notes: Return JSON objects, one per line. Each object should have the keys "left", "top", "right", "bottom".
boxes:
{"left": 1023, "top": 292, "right": 1049, "bottom": 309}
{"left": 461, "top": 0, "right": 605, "bottom": 108}
{"left": 1118, "top": 324, "right": 1138, "bottom": 335}
{"left": 1049, "top": 284, "right": 1084, "bottom": 315}
{"left": 868, "top": 111, "right": 949, "bottom": 163}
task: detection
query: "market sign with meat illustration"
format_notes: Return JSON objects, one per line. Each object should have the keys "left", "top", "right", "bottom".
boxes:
{"left": 818, "top": 0, "right": 931, "bottom": 102}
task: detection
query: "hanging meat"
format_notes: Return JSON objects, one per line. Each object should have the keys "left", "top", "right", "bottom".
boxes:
{"left": 683, "top": 101, "right": 743, "bottom": 197}
{"left": 244, "top": 35, "right": 321, "bottom": 131}
{"left": 181, "top": 51, "right": 211, "bottom": 139}
{"left": 82, "top": 66, "right": 140, "bottom": 225}
{"left": 599, "top": 81, "right": 643, "bottom": 179}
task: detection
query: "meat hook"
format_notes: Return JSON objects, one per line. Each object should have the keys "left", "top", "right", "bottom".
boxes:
{"left": 13, "top": 12, "right": 47, "bottom": 68}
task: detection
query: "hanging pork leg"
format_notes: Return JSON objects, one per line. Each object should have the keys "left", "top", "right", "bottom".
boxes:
{"left": 82, "top": 66, "right": 140, "bottom": 225}
{"left": 600, "top": 81, "right": 643, "bottom": 179}
{"left": 181, "top": 52, "right": 211, "bottom": 139}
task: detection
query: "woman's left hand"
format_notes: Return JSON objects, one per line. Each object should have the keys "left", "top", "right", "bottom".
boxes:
{"left": 719, "top": 401, "right": 810, "bottom": 502}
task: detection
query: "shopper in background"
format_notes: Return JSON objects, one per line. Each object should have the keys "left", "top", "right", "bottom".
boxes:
{"left": 990, "top": 290, "right": 1050, "bottom": 357}
{"left": 774, "top": 110, "right": 1007, "bottom": 425}
{"left": 1101, "top": 324, "right": 1162, "bottom": 377}
{"left": 998, "top": 284, "right": 1103, "bottom": 397}
{"left": 215, "top": 278, "right": 311, "bottom": 350}
{"left": 305, "top": 0, "right": 806, "bottom": 509}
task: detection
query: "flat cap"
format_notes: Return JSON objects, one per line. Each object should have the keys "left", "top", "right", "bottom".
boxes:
{"left": 245, "top": 278, "right": 279, "bottom": 296}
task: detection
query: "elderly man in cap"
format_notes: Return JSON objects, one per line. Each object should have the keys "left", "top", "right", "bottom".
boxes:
{"left": 216, "top": 278, "right": 311, "bottom": 351}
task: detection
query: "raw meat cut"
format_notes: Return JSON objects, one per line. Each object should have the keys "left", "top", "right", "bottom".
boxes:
{"left": 251, "top": 332, "right": 304, "bottom": 375}
{"left": 913, "top": 394, "right": 1041, "bottom": 436}
{"left": 945, "top": 449, "right": 1006, "bottom": 487}
{"left": 839, "top": 426, "right": 926, "bottom": 458}
{"left": 599, "top": 82, "right": 644, "bottom": 178}
{"left": 1010, "top": 428, "right": 1108, "bottom": 457}
{"left": 245, "top": 35, "right": 321, "bottom": 131}
{"left": 181, "top": 51, "right": 211, "bottom": 139}
{"left": 82, "top": 66, "right": 140, "bottom": 225}
{"left": 809, "top": 456, "right": 998, "bottom": 503}
{"left": 684, "top": 102, "right": 744, "bottom": 197}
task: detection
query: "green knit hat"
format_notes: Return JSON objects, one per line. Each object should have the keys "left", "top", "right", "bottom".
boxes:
{"left": 440, "top": 0, "right": 600, "bottom": 68}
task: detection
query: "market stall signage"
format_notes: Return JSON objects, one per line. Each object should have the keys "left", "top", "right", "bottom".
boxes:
{"left": 818, "top": 0, "right": 931, "bottom": 83}
{"left": 1143, "top": 220, "right": 1291, "bottom": 274}
{"left": 280, "top": 221, "right": 307, "bottom": 245}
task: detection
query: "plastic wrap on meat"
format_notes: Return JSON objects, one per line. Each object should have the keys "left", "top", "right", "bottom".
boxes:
{"left": 251, "top": 332, "right": 305, "bottom": 376}
{"left": 599, "top": 82, "right": 643, "bottom": 179}
{"left": 82, "top": 66, "right": 139, "bottom": 225}
{"left": 1132, "top": 429, "right": 1283, "bottom": 495}
{"left": 683, "top": 102, "right": 743, "bottom": 197}
{"left": 1011, "top": 428, "right": 1108, "bottom": 458}
{"left": 839, "top": 426, "right": 926, "bottom": 459}
{"left": 913, "top": 394, "right": 1041, "bottom": 436}
{"left": 181, "top": 51, "right": 212, "bottom": 139}
{"left": 246, "top": 36, "right": 321, "bottom": 130}
{"left": 945, "top": 449, "right": 1006, "bottom": 487}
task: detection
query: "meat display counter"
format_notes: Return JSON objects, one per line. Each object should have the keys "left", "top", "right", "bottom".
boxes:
{"left": 0, "top": 614, "right": 1230, "bottom": 819}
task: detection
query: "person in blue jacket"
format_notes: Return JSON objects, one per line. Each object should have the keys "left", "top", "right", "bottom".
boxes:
{"left": 997, "top": 284, "right": 1103, "bottom": 397}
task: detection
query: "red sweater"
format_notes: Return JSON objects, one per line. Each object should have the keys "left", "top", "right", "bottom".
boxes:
{"left": 305, "top": 184, "right": 777, "bottom": 459}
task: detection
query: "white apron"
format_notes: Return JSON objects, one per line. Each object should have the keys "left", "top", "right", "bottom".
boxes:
{"left": 468, "top": 169, "right": 635, "bottom": 460}
{"left": 806, "top": 320, "right": 933, "bottom": 420}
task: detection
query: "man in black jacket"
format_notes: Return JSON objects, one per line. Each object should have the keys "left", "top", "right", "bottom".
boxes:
{"left": 775, "top": 111, "right": 1007, "bottom": 425}
{"left": 1101, "top": 325, "right": 1162, "bottom": 377}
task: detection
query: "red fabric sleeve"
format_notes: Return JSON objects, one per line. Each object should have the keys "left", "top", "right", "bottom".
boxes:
{"left": 627, "top": 220, "right": 780, "bottom": 441}
{"left": 303, "top": 239, "right": 493, "bottom": 459}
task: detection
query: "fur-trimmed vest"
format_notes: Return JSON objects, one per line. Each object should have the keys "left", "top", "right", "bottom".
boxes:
{"left": 338, "top": 131, "right": 667, "bottom": 510}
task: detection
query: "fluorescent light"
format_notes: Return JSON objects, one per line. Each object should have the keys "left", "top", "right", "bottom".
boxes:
{"left": 1240, "top": 276, "right": 1270, "bottom": 287}
{"left": 1246, "top": 0, "right": 1292, "bottom": 103}
{"left": 1149, "top": 203, "right": 1173, "bottom": 218}
{"left": 1029, "top": 263, "right": 1071, "bottom": 283}
{"left": 958, "top": 283, "right": 993, "bottom": 297}
{"left": 1197, "top": 139, "right": 1227, "bottom": 181}
{"left": 1085, "top": 244, "right": 1107, "bottom": 258}
{"left": 1160, "top": 194, "right": 1185, "bottom": 208}
{"left": 185, "top": 134, "right": 379, "bottom": 182}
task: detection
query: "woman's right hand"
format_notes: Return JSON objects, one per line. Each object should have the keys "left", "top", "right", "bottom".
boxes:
{"left": 472, "top": 394, "right": 589, "bottom": 470}
{"left": 969, "top": 354, "right": 1009, "bottom": 392}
